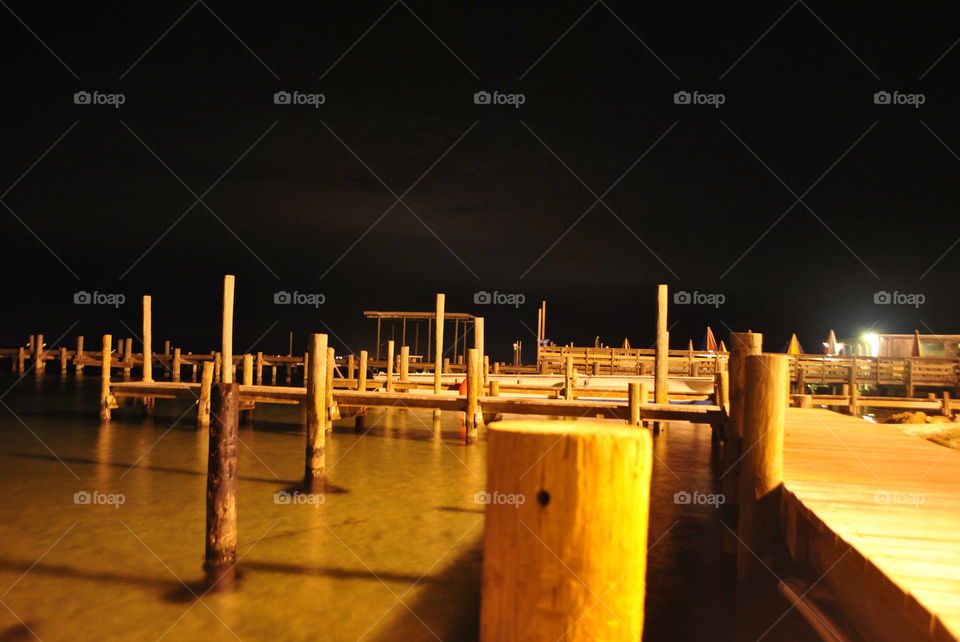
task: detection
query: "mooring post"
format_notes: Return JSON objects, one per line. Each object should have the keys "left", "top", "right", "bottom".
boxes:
{"left": 480, "top": 420, "right": 651, "bottom": 641}
{"left": 255, "top": 352, "right": 263, "bottom": 385}
{"left": 142, "top": 295, "right": 153, "bottom": 382}
{"left": 305, "top": 333, "right": 328, "bottom": 483}
{"left": 400, "top": 345, "right": 410, "bottom": 386}
{"left": 198, "top": 361, "right": 214, "bottom": 427}
{"left": 34, "top": 333, "right": 44, "bottom": 373}
{"left": 75, "top": 335, "right": 85, "bottom": 375}
{"left": 172, "top": 348, "right": 182, "bottom": 382}
{"left": 385, "top": 340, "right": 395, "bottom": 392}
{"left": 737, "top": 353, "right": 788, "bottom": 582}
{"left": 466, "top": 348, "right": 481, "bottom": 441}
{"left": 204, "top": 380, "right": 239, "bottom": 580}
{"left": 221, "top": 276, "right": 234, "bottom": 384}
{"left": 628, "top": 382, "right": 642, "bottom": 426}
{"left": 434, "top": 294, "right": 445, "bottom": 418}
{"left": 326, "top": 346, "right": 339, "bottom": 423}
{"left": 654, "top": 285, "right": 669, "bottom": 432}
{"left": 123, "top": 338, "right": 133, "bottom": 379}
{"left": 358, "top": 350, "right": 368, "bottom": 391}
{"left": 347, "top": 354, "right": 355, "bottom": 383}
{"left": 59, "top": 346, "right": 68, "bottom": 373}
{"left": 848, "top": 360, "right": 859, "bottom": 416}
{"left": 489, "top": 380, "right": 500, "bottom": 396}
{"left": 16, "top": 346, "right": 25, "bottom": 373}
{"left": 100, "top": 334, "right": 112, "bottom": 421}
{"left": 213, "top": 352, "right": 222, "bottom": 383}
{"left": 475, "top": 316, "right": 485, "bottom": 383}
{"left": 564, "top": 356, "right": 575, "bottom": 400}
{"left": 725, "top": 332, "right": 763, "bottom": 495}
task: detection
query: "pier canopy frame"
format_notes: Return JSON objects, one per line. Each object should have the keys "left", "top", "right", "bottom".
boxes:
{"left": 363, "top": 310, "right": 477, "bottom": 362}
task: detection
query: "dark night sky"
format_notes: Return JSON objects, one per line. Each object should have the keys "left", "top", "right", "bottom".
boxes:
{"left": 2, "top": 2, "right": 959, "bottom": 360}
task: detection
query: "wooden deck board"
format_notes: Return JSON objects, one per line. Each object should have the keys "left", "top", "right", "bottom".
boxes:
{"left": 783, "top": 408, "right": 960, "bottom": 640}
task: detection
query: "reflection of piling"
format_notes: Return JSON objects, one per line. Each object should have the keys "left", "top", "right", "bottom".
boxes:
{"left": 481, "top": 420, "right": 652, "bottom": 641}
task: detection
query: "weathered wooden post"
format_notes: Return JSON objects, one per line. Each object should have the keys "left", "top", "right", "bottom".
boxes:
{"left": 848, "top": 360, "right": 859, "bottom": 416}
{"left": 326, "top": 346, "right": 339, "bottom": 422}
{"left": 737, "top": 353, "right": 788, "bottom": 581}
{"left": 943, "top": 391, "right": 952, "bottom": 417}
{"left": 221, "top": 277, "right": 234, "bottom": 384}
{"left": 628, "top": 382, "right": 642, "bottom": 426}
{"left": 489, "top": 380, "right": 500, "bottom": 396}
{"left": 255, "top": 352, "right": 263, "bottom": 385}
{"left": 654, "top": 285, "right": 669, "bottom": 432}
{"left": 466, "top": 348, "right": 481, "bottom": 440}
{"left": 725, "top": 332, "right": 763, "bottom": 489}
{"left": 74, "top": 335, "right": 84, "bottom": 375}
{"left": 386, "top": 340, "right": 395, "bottom": 392}
{"left": 347, "top": 354, "right": 355, "bottom": 383}
{"left": 443, "top": 357, "right": 450, "bottom": 374}
{"left": 242, "top": 354, "right": 253, "bottom": 386}
{"left": 480, "top": 421, "right": 652, "bottom": 641}
{"left": 34, "top": 333, "right": 44, "bottom": 373}
{"left": 172, "top": 348, "right": 182, "bottom": 382}
{"left": 213, "top": 352, "right": 221, "bottom": 383}
{"left": 59, "top": 346, "right": 68, "bottom": 373}
{"left": 475, "top": 316, "right": 485, "bottom": 382}
{"left": 906, "top": 358, "right": 915, "bottom": 398}
{"left": 198, "top": 361, "right": 214, "bottom": 427}
{"left": 434, "top": 294, "right": 445, "bottom": 418}
{"left": 358, "top": 350, "right": 368, "bottom": 391}
{"left": 305, "top": 333, "right": 328, "bottom": 483}
{"left": 123, "top": 338, "right": 133, "bottom": 379}
{"left": 142, "top": 295, "right": 153, "bottom": 382}
{"left": 564, "top": 356, "right": 575, "bottom": 400}
{"left": 204, "top": 379, "right": 239, "bottom": 581}
{"left": 400, "top": 345, "right": 410, "bottom": 385}
{"left": 100, "top": 335, "right": 112, "bottom": 421}
{"left": 16, "top": 346, "right": 25, "bottom": 373}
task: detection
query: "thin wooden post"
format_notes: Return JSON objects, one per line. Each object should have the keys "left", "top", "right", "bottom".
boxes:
{"left": 213, "top": 352, "right": 222, "bottom": 383}
{"left": 204, "top": 381, "right": 239, "bottom": 579}
{"left": 16, "top": 346, "right": 25, "bottom": 373}
{"left": 848, "top": 360, "right": 859, "bottom": 416}
{"left": 715, "top": 370, "right": 730, "bottom": 414}
{"left": 400, "top": 345, "right": 410, "bottom": 384}
{"left": 123, "top": 338, "right": 133, "bottom": 378}
{"left": 242, "top": 354, "right": 253, "bottom": 386}
{"left": 466, "top": 348, "right": 481, "bottom": 440}
{"left": 386, "top": 340, "right": 395, "bottom": 392}
{"left": 443, "top": 357, "right": 450, "bottom": 374}
{"left": 480, "top": 420, "right": 651, "bottom": 641}
{"left": 305, "top": 334, "right": 328, "bottom": 482}
{"left": 489, "top": 380, "right": 500, "bottom": 396}
{"left": 34, "top": 333, "right": 44, "bottom": 373}
{"left": 943, "top": 390, "right": 952, "bottom": 417}
{"left": 221, "top": 275, "right": 235, "bottom": 384}
{"left": 59, "top": 346, "right": 68, "bottom": 373}
{"left": 255, "top": 352, "right": 264, "bottom": 385}
{"left": 326, "top": 346, "right": 339, "bottom": 422}
{"left": 347, "top": 354, "right": 355, "bottom": 383}
{"left": 142, "top": 295, "right": 153, "bottom": 382}
{"left": 198, "top": 361, "right": 214, "bottom": 427}
{"left": 358, "top": 350, "right": 368, "bottom": 391}
{"left": 74, "top": 335, "right": 84, "bottom": 375}
{"left": 564, "top": 356, "right": 575, "bottom": 400}
{"left": 906, "top": 359, "right": 915, "bottom": 398}
{"left": 172, "top": 348, "right": 182, "bottom": 382}
{"left": 434, "top": 294, "right": 445, "bottom": 410}
{"left": 100, "top": 335, "right": 112, "bottom": 421}
{"left": 628, "top": 382, "right": 642, "bottom": 426}
{"left": 738, "top": 353, "right": 788, "bottom": 581}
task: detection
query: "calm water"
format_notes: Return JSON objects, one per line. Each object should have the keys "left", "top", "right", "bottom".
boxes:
{"left": 0, "top": 373, "right": 814, "bottom": 641}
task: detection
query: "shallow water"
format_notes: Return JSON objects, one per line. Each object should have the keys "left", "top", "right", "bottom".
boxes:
{"left": 0, "top": 373, "right": 814, "bottom": 641}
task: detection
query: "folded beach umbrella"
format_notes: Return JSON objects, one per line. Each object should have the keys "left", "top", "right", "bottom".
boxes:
{"left": 786, "top": 333, "right": 803, "bottom": 355}
{"left": 704, "top": 326, "right": 718, "bottom": 352}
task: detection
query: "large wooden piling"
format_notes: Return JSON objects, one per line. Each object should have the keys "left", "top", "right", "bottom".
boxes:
{"left": 204, "top": 381, "right": 239, "bottom": 576}
{"left": 737, "top": 353, "right": 788, "bottom": 581}
{"left": 386, "top": 340, "right": 395, "bottom": 392}
{"left": 433, "top": 294, "right": 445, "bottom": 417}
{"left": 480, "top": 420, "right": 652, "bottom": 641}
{"left": 305, "top": 333, "right": 328, "bottom": 482}
{"left": 100, "top": 335, "right": 112, "bottom": 421}
{"left": 198, "top": 361, "right": 214, "bottom": 427}
{"left": 724, "top": 332, "right": 763, "bottom": 501}
{"left": 142, "top": 295, "right": 153, "bottom": 382}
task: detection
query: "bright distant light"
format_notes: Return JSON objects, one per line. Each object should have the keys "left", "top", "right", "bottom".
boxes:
{"left": 863, "top": 333, "right": 880, "bottom": 357}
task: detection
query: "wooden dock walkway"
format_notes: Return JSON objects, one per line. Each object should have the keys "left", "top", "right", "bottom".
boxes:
{"left": 782, "top": 408, "right": 960, "bottom": 641}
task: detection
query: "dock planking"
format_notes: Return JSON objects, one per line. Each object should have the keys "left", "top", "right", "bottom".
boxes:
{"left": 782, "top": 408, "right": 960, "bottom": 641}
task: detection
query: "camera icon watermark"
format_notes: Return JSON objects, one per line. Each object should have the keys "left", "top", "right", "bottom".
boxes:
{"left": 474, "top": 491, "right": 525, "bottom": 508}
{"left": 74, "top": 490, "right": 125, "bottom": 508}
{"left": 74, "top": 290, "right": 125, "bottom": 308}
{"left": 873, "top": 290, "right": 924, "bottom": 308}
{"left": 273, "top": 90, "right": 325, "bottom": 108}
{"left": 673, "top": 290, "right": 725, "bottom": 308}
{"left": 673, "top": 490, "right": 725, "bottom": 507}
{"left": 873, "top": 490, "right": 925, "bottom": 506}
{"left": 673, "top": 90, "right": 725, "bottom": 108}
{"left": 74, "top": 90, "right": 126, "bottom": 108}
{"left": 473, "top": 90, "right": 525, "bottom": 108}
{"left": 873, "top": 90, "right": 924, "bottom": 108}
{"left": 474, "top": 290, "right": 525, "bottom": 308}
{"left": 274, "top": 490, "right": 325, "bottom": 506}
{"left": 274, "top": 290, "right": 326, "bottom": 308}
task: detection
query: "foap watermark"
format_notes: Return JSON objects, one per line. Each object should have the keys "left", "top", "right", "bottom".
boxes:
{"left": 874, "top": 290, "right": 925, "bottom": 308}
{"left": 74, "top": 290, "right": 125, "bottom": 308}
{"left": 474, "top": 290, "right": 525, "bottom": 308}
{"left": 673, "top": 290, "right": 725, "bottom": 308}
{"left": 473, "top": 90, "right": 525, "bottom": 108}
{"left": 74, "top": 90, "right": 125, "bottom": 108}
{"left": 873, "top": 90, "right": 925, "bottom": 108}
{"left": 274, "top": 290, "right": 326, "bottom": 308}
{"left": 74, "top": 490, "right": 125, "bottom": 508}
{"left": 673, "top": 490, "right": 725, "bottom": 507}
{"left": 274, "top": 90, "right": 325, "bottom": 108}
{"left": 274, "top": 490, "right": 325, "bottom": 506}
{"left": 874, "top": 490, "right": 925, "bottom": 506}
{"left": 474, "top": 491, "right": 525, "bottom": 508}
{"left": 674, "top": 90, "right": 725, "bottom": 108}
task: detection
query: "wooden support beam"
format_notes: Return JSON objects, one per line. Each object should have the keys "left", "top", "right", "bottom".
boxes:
{"left": 480, "top": 420, "right": 651, "bottom": 641}
{"left": 737, "top": 353, "right": 788, "bottom": 581}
